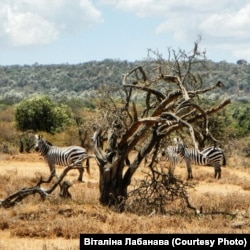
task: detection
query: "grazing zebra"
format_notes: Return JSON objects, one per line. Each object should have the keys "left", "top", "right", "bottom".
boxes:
{"left": 169, "top": 138, "right": 226, "bottom": 179}
{"left": 34, "top": 134, "right": 91, "bottom": 182}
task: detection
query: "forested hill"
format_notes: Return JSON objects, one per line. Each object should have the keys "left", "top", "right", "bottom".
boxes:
{"left": 0, "top": 59, "right": 249, "bottom": 103}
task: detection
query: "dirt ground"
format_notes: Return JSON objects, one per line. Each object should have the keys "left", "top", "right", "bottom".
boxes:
{"left": 1, "top": 152, "right": 249, "bottom": 198}
{"left": 0, "top": 152, "right": 250, "bottom": 249}
{"left": 0, "top": 153, "right": 89, "bottom": 250}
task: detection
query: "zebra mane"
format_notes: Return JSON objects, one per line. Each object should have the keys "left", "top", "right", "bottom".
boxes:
{"left": 45, "top": 140, "right": 53, "bottom": 146}
{"left": 173, "top": 137, "right": 186, "bottom": 147}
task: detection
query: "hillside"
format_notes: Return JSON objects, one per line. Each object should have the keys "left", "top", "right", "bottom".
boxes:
{"left": 0, "top": 59, "right": 249, "bottom": 103}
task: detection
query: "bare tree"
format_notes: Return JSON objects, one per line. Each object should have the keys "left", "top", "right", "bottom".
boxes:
{"left": 92, "top": 40, "right": 231, "bottom": 209}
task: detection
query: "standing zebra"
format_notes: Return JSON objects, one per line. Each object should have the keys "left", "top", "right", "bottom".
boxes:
{"left": 155, "top": 147, "right": 180, "bottom": 183}
{"left": 168, "top": 138, "right": 226, "bottom": 179}
{"left": 34, "top": 134, "right": 92, "bottom": 182}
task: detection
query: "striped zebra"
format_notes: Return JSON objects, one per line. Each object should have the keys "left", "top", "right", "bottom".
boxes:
{"left": 168, "top": 138, "right": 226, "bottom": 179}
{"left": 143, "top": 147, "right": 179, "bottom": 182}
{"left": 157, "top": 147, "right": 179, "bottom": 173}
{"left": 155, "top": 147, "right": 180, "bottom": 183}
{"left": 34, "top": 134, "right": 92, "bottom": 182}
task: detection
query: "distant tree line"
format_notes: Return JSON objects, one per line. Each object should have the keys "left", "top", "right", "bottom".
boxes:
{"left": 0, "top": 59, "right": 250, "bottom": 103}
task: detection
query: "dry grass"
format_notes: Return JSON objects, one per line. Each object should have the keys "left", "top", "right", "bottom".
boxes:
{"left": 0, "top": 152, "right": 250, "bottom": 249}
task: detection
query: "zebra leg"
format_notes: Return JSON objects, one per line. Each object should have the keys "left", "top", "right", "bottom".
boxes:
{"left": 214, "top": 164, "right": 221, "bottom": 179}
{"left": 77, "top": 158, "right": 91, "bottom": 182}
{"left": 168, "top": 163, "right": 176, "bottom": 184}
{"left": 85, "top": 158, "right": 90, "bottom": 175}
{"left": 185, "top": 158, "right": 193, "bottom": 180}
{"left": 48, "top": 164, "right": 58, "bottom": 179}
{"left": 77, "top": 166, "right": 84, "bottom": 182}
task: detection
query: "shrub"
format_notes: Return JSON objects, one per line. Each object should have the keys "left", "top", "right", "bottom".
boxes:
{"left": 14, "top": 96, "right": 72, "bottom": 133}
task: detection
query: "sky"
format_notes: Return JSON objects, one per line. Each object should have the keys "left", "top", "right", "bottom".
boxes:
{"left": 0, "top": 0, "right": 250, "bottom": 66}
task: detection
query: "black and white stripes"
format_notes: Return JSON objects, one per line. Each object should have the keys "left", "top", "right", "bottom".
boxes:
{"left": 171, "top": 138, "right": 226, "bottom": 179}
{"left": 34, "top": 134, "right": 91, "bottom": 182}
{"left": 157, "top": 138, "right": 226, "bottom": 179}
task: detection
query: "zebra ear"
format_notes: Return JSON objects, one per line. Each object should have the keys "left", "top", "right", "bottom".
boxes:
{"left": 37, "top": 134, "right": 43, "bottom": 140}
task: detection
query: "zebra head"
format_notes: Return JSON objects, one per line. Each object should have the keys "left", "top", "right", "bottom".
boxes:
{"left": 34, "top": 134, "right": 52, "bottom": 155}
{"left": 173, "top": 137, "right": 186, "bottom": 154}
{"left": 34, "top": 134, "right": 51, "bottom": 150}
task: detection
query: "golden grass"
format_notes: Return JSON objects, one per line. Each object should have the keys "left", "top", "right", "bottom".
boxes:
{"left": 0, "top": 153, "right": 250, "bottom": 249}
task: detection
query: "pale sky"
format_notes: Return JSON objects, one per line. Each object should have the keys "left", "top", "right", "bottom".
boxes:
{"left": 0, "top": 0, "right": 250, "bottom": 65}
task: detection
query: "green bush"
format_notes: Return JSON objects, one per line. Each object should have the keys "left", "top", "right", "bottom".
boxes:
{"left": 14, "top": 96, "right": 72, "bottom": 133}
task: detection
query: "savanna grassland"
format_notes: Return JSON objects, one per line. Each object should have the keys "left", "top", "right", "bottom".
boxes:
{"left": 0, "top": 141, "right": 250, "bottom": 250}
{"left": 0, "top": 55, "right": 250, "bottom": 250}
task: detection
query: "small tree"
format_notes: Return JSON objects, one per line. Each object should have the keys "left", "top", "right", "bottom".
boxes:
{"left": 15, "top": 96, "right": 72, "bottom": 133}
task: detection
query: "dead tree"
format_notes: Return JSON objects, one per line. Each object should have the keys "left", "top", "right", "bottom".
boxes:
{"left": 92, "top": 41, "right": 231, "bottom": 209}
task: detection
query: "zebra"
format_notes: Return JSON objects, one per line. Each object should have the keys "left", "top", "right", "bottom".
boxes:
{"left": 144, "top": 146, "right": 180, "bottom": 183}
{"left": 156, "top": 147, "right": 180, "bottom": 183}
{"left": 157, "top": 143, "right": 193, "bottom": 180}
{"left": 34, "top": 134, "right": 92, "bottom": 182}
{"left": 168, "top": 138, "right": 226, "bottom": 179}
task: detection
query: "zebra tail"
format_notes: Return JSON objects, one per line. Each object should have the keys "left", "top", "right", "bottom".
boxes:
{"left": 222, "top": 152, "right": 226, "bottom": 166}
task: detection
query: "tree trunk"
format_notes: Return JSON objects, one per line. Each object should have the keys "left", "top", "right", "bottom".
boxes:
{"left": 93, "top": 127, "right": 158, "bottom": 209}
{"left": 97, "top": 155, "right": 129, "bottom": 210}
{"left": 99, "top": 174, "right": 127, "bottom": 206}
